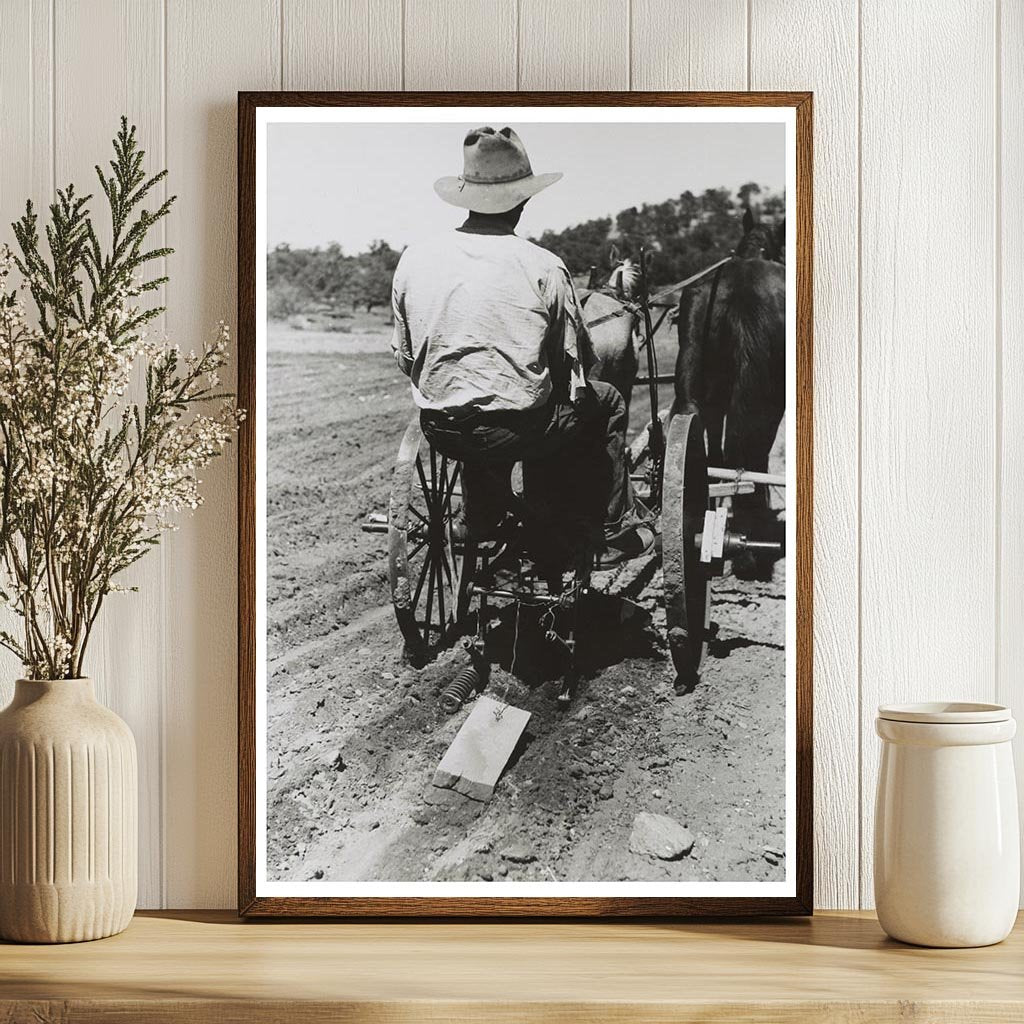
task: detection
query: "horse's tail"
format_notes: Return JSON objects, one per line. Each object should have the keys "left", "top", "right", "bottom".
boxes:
{"left": 674, "top": 270, "right": 731, "bottom": 405}
{"left": 720, "top": 264, "right": 785, "bottom": 409}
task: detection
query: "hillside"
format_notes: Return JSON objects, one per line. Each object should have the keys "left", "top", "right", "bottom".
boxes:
{"left": 267, "top": 183, "right": 784, "bottom": 320}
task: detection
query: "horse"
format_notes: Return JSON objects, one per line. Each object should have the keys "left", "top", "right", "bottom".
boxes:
{"left": 672, "top": 208, "right": 786, "bottom": 579}
{"left": 580, "top": 245, "right": 647, "bottom": 417}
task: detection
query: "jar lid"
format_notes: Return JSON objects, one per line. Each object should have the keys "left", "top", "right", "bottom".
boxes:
{"left": 877, "top": 701, "right": 1011, "bottom": 724}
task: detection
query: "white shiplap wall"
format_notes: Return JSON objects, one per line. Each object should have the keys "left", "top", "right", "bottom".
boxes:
{"left": 0, "top": 0, "right": 1015, "bottom": 910}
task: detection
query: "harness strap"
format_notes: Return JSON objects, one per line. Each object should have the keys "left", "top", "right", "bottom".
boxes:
{"left": 583, "top": 254, "right": 733, "bottom": 331}
{"left": 585, "top": 300, "right": 641, "bottom": 330}
{"left": 700, "top": 262, "right": 726, "bottom": 354}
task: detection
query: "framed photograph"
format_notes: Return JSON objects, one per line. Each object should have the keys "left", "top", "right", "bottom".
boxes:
{"left": 238, "top": 91, "right": 812, "bottom": 917}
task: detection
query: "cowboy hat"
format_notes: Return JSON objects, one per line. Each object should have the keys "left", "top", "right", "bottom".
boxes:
{"left": 434, "top": 126, "right": 563, "bottom": 214}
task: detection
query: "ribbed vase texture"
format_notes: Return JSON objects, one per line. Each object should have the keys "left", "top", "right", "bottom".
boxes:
{"left": 0, "top": 678, "right": 137, "bottom": 943}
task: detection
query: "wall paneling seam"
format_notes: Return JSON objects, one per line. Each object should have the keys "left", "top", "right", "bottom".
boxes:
{"left": 159, "top": 0, "right": 170, "bottom": 910}
{"left": 994, "top": 0, "right": 1004, "bottom": 708}
{"left": 28, "top": 3, "right": 34, "bottom": 193}
{"left": 746, "top": 0, "right": 752, "bottom": 90}
{"left": 49, "top": 0, "right": 55, "bottom": 197}
{"left": 855, "top": 0, "right": 865, "bottom": 910}
{"left": 627, "top": 0, "right": 632, "bottom": 91}
{"left": 28, "top": 1, "right": 37, "bottom": 195}
{"left": 515, "top": 0, "right": 521, "bottom": 91}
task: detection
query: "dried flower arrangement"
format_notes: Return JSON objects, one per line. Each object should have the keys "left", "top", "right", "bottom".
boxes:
{"left": 0, "top": 119, "right": 241, "bottom": 679}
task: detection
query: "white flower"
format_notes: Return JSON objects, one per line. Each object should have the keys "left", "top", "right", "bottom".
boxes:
{"left": 0, "top": 246, "right": 241, "bottom": 677}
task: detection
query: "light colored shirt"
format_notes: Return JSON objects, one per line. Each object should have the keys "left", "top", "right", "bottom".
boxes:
{"left": 391, "top": 228, "right": 591, "bottom": 412}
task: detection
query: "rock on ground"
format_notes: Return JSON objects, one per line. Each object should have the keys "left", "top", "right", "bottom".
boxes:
{"left": 629, "top": 812, "right": 695, "bottom": 861}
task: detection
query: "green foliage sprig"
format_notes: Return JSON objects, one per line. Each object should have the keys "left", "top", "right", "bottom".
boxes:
{"left": 0, "top": 118, "right": 241, "bottom": 679}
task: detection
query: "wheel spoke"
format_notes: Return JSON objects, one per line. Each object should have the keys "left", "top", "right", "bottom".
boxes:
{"left": 443, "top": 461, "right": 460, "bottom": 509}
{"left": 424, "top": 548, "right": 436, "bottom": 639}
{"left": 413, "top": 548, "right": 432, "bottom": 610}
{"left": 417, "top": 456, "right": 433, "bottom": 511}
{"left": 436, "top": 552, "right": 447, "bottom": 634}
{"left": 439, "top": 546, "right": 454, "bottom": 589}
{"left": 438, "top": 455, "right": 450, "bottom": 522}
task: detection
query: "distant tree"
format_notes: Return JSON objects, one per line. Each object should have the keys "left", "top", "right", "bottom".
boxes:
{"left": 533, "top": 216, "right": 613, "bottom": 278}
{"left": 737, "top": 181, "right": 762, "bottom": 208}
{"left": 759, "top": 192, "right": 786, "bottom": 221}
{"left": 676, "top": 190, "right": 700, "bottom": 229}
{"left": 266, "top": 184, "right": 785, "bottom": 319}
{"left": 351, "top": 239, "right": 401, "bottom": 313}
{"left": 267, "top": 280, "right": 305, "bottom": 321}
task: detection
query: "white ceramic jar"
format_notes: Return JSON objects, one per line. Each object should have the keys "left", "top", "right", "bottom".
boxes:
{"left": 874, "top": 702, "right": 1019, "bottom": 947}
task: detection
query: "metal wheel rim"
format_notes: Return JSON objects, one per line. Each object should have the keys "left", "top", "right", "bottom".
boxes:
{"left": 388, "top": 416, "right": 474, "bottom": 662}
{"left": 662, "top": 412, "right": 711, "bottom": 680}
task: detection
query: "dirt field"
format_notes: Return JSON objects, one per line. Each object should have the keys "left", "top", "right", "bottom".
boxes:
{"left": 265, "top": 315, "right": 787, "bottom": 884}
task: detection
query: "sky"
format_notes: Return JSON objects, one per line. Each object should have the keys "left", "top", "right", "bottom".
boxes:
{"left": 267, "top": 120, "right": 786, "bottom": 252}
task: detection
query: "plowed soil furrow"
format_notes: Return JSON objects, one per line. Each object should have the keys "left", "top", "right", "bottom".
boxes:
{"left": 266, "top": 321, "right": 787, "bottom": 884}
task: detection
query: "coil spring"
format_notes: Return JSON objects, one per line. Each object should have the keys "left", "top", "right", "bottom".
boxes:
{"left": 439, "top": 663, "right": 480, "bottom": 714}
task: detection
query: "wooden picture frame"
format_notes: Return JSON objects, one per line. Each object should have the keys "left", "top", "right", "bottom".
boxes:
{"left": 238, "top": 91, "right": 813, "bottom": 917}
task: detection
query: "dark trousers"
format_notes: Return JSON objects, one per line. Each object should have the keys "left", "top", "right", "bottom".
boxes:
{"left": 420, "top": 381, "right": 633, "bottom": 546}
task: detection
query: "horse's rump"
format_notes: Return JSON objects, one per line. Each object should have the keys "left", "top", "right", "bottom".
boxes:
{"left": 580, "top": 290, "right": 638, "bottom": 413}
{"left": 674, "top": 254, "right": 787, "bottom": 580}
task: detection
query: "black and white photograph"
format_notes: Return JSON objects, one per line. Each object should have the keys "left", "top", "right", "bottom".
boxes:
{"left": 246, "top": 99, "right": 808, "bottom": 912}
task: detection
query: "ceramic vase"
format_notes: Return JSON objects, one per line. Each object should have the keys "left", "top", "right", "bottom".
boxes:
{"left": 0, "top": 678, "right": 137, "bottom": 943}
{"left": 874, "top": 701, "right": 1019, "bottom": 948}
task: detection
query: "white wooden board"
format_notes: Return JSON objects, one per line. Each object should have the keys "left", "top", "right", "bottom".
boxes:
{"left": 404, "top": 0, "right": 516, "bottom": 90}
{"left": 858, "top": 0, "right": 998, "bottom": 907}
{"left": 433, "top": 696, "right": 531, "bottom": 801}
{"left": 51, "top": 0, "right": 166, "bottom": 910}
{"left": 999, "top": 0, "right": 1024, "bottom": 897}
{"left": 631, "top": 0, "right": 747, "bottom": 90}
{"left": 284, "top": 0, "right": 401, "bottom": 90}
{"left": 750, "top": 0, "right": 861, "bottom": 910}
{"left": 0, "top": 0, "right": 51, "bottom": 702}
{"left": 519, "top": 0, "right": 628, "bottom": 90}
{"left": 162, "top": 0, "right": 281, "bottom": 909}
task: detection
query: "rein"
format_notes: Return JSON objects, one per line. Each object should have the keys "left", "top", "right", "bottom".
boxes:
{"left": 582, "top": 292, "right": 643, "bottom": 330}
{"left": 583, "top": 254, "right": 733, "bottom": 331}
{"left": 699, "top": 261, "right": 727, "bottom": 354}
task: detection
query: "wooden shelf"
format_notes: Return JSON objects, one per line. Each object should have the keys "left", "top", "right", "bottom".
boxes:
{"left": 2, "top": 910, "right": 1022, "bottom": 1022}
